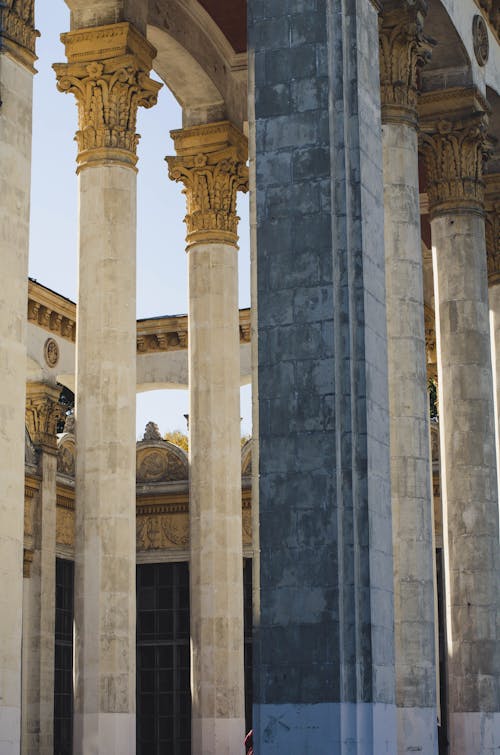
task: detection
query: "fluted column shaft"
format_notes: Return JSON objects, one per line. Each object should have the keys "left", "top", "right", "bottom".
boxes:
{"left": 22, "top": 383, "right": 64, "bottom": 755}
{"left": 0, "top": 4, "right": 37, "bottom": 751}
{"left": 168, "top": 122, "right": 248, "bottom": 755}
{"left": 379, "top": 4, "right": 437, "bottom": 752}
{"left": 421, "top": 90, "right": 500, "bottom": 754}
{"left": 54, "top": 24, "right": 160, "bottom": 754}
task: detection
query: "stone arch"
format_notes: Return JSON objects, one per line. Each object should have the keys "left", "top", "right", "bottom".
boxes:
{"left": 147, "top": 0, "right": 247, "bottom": 128}
{"left": 136, "top": 440, "right": 188, "bottom": 483}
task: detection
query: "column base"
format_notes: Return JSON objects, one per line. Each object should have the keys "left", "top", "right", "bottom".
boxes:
{"left": 192, "top": 716, "right": 245, "bottom": 755}
{"left": 253, "top": 702, "right": 397, "bottom": 754}
{"left": 74, "top": 712, "right": 135, "bottom": 754}
{"left": 397, "top": 706, "right": 438, "bottom": 754}
{"left": 450, "top": 712, "right": 500, "bottom": 754}
{"left": 0, "top": 705, "right": 20, "bottom": 754}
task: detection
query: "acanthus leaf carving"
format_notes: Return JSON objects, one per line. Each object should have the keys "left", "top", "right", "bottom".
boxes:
{"left": 420, "top": 109, "right": 490, "bottom": 217}
{"left": 167, "top": 122, "right": 249, "bottom": 248}
{"left": 485, "top": 175, "right": 500, "bottom": 285}
{"left": 379, "top": 0, "right": 433, "bottom": 126}
{"left": 0, "top": 0, "right": 39, "bottom": 65}
{"left": 25, "top": 384, "right": 65, "bottom": 452}
{"left": 53, "top": 24, "right": 161, "bottom": 168}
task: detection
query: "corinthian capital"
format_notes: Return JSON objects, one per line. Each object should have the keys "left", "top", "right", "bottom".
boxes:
{"left": 485, "top": 173, "right": 500, "bottom": 285}
{"left": 419, "top": 88, "right": 491, "bottom": 217}
{"left": 53, "top": 23, "right": 161, "bottom": 170}
{"left": 166, "top": 121, "right": 249, "bottom": 249}
{"left": 0, "top": 0, "right": 39, "bottom": 70}
{"left": 379, "top": 0, "right": 433, "bottom": 126}
{"left": 25, "top": 383, "right": 65, "bottom": 453}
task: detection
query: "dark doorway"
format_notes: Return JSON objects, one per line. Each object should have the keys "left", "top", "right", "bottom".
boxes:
{"left": 436, "top": 548, "right": 449, "bottom": 754}
{"left": 136, "top": 562, "right": 191, "bottom": 755}
{"left": 54, "top": 557, "right": 74, "bottom": 755}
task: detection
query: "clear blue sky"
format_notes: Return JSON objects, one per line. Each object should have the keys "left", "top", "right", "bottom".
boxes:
{"left": 29, "top": 4, "right": 252, "bottom": 438}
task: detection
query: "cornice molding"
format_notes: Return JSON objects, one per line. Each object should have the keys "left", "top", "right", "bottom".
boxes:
{"left": 28, "top": 279, "right": 252, "bottom": 351}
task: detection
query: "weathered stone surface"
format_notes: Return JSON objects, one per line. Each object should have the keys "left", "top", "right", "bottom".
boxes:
{"left": 250, "top": 0, "right": 396, "bottom": 751}
{"left": 0, "top": 50, "right": 34, "bottom": 755}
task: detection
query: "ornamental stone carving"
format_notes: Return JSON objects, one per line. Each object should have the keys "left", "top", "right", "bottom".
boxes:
{"left": 419, "top": 89, "right": 490, "bottom": 217}
{"left": 136, "top": 442, "right": 188, "bottom": 483}
{"left": 379, "top": 0, "right": 433, "bottom": 126}
{"left": 167, "top": 121, "right": 249, "bottom": 249}
{"left": 424, "top": 304, "right": 437, "bottom": 380}
{"left": 136, "top": 512, "right": 189, "bottom": 550}
{"left": 25, "top": 383, "right": 65, "bottom": 453}
{"left": 57, "top": 437, "right": 76, "bottom": 477}
{"left": 143, "top": 421, "right": 162, "bottom": 441}
{"left": 485, "top": 173, "right": 500, "bottom": 285}
{"left": 53, "top": 23, "right": 161, "bottom": 170}
{"left": 475, "top": 0, "right": 500, "bottom": 43}
{"left": 0, "top": 0, "right": 39, "bottom": 69}
{"left": 473, "top": 14, "right": 489, "bottom": 66}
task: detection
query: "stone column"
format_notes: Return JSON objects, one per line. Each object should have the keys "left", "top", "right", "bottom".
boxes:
{"left": 379, "top": 5, "right": 437, "bottom": 752}
{"left": 485, "top": 174, "right": 500, "bottom": 497}
{"left": 0, "top": 4, "right": 38, "bottom": 751}
{"left": 54, "top": 25, "right": 160, "bottom": 754}
{"left": 167, "top": 122, "right": 248, "bottom": 755}
{"left": 420, "top": 90, "right": 500, "bottom": 754}
{"left": 250, "top": 0, "right": 397, "bottom": 752}
{"left": 22, "top": 383, "right": 64, "bottom": 755}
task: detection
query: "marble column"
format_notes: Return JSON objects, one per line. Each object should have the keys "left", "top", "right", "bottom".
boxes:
{"left": 485, "top": 174, "right": 500, "bottom": 502}
{"left": 22, "top": 383, "right": 64, "bottom": 755}
{"left": 167, "top": 122, "right": 248, "bottom": 755}
{"left": 54, "top": 24, "right": 160, "bottom": 753}
{"left": 379, "top": 4, "right": 437, "bottom": 752}
{"left": 0, "top": 4, "right": 38, "bottom": 751}
{"left": 421, "top": 90, "right": 500, "bottom": 754}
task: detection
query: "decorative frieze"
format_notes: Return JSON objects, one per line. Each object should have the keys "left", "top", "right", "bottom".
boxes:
{"left": 485, "top": 173, "right": 500, "bottom": 286}
{"left": 0, "top": 0, "right": 39, "bottom": 70}
{"left": 419, "top": 89, "right": 490, "bottom": 217}
{"left": 379, "top": 0, "right": 432, "bottom": 126}
{"left": 167, "top": 121, "right": 249, "bottom": 248}
{"left": 53, "top": 23, "right": 161, "bottom": 169}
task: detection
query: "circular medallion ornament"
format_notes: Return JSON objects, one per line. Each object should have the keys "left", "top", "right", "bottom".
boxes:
{"left": 473, "top": 15, "right": 489, "bottom": 66}
{"left": 44, "top": 337, "right": 59, "bottom": 367}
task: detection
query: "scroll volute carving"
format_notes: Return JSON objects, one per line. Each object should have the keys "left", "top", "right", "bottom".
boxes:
{"left": 53, "top": 23, "right": 161, "bottom": 169}
{"left": 419, "top": 90, "right": 491, "bottom": 217}
{"left": 167, "top": 121, "right": 249, "bottom": 249}
{"left": 379, "top": 0, "right": 433, "bottom": 126}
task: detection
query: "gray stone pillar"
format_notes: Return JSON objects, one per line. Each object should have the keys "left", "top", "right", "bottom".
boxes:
{"left": 421, "top": 90, "right": 500, "bottom": 754}
{"left": 249, "top": 0, "right": 397, "bottom": 751}
{"left": 22, "top": 383, "right": 64, "bottom": 755}
{"left": 54, "top": 24, "right": 160, "bottom": 754}
{"left": 379, "top": 4, "right": 437, "bottom": 752}
{"left": 167, "top": 122, "right": 248, "bottom": 755}
{"left": 0, "top": 5, "right": 38, "bottom": 751}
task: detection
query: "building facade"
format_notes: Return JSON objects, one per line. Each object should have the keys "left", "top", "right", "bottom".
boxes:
{"left": 0, "top": 1, "right": 499, "bottom": 753}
